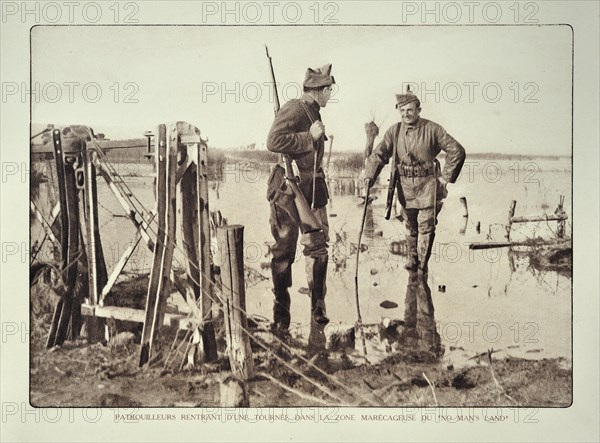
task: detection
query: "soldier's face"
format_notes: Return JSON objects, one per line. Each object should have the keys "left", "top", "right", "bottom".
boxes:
{"left": 399, "top": 102, "right": 421, "bottom": 124}
{"left": 316, "top": 86, "right": 332, "bottom": 107}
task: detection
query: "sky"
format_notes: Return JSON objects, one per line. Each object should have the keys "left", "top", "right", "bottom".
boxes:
{"left": 31, "top": 25, "right": 572, "bottom": 155}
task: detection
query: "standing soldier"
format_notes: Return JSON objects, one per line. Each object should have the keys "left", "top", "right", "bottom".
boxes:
{"left": 266, "top": 64, "right": 335, "bottom": 339}
{"left": 364, "top": 89, "right": 466, "bottom": 273}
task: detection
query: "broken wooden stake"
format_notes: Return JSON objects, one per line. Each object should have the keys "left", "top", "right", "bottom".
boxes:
{"left": 556, "top": 195, "right": 566, "bottom": 238}
{"left": 219, "top": 373, "right": 250, "bottom": 407}
{"left": 505, "top": 200, "right": 517, "bottom": 240}
{"left": 458, "top": 197, "right": 469, "bottom": 234}
{"left": 459, "top": 197, "right": 468, "bottom": 217}
{"left": 218, "top": 225, "right": 254, "bottom": 381}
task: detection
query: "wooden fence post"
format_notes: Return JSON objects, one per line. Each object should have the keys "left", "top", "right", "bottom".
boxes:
{"left": 506, "top": 200, "right": 517, "bottom": 240}
{"left": 459, "top": 197, "right": 469, "bottom": 235}
{"left": 556, "top": 195, "right": 566, "bottom": 238}
{"left": 218, "top": 225, "right": 254, "bottom": 382}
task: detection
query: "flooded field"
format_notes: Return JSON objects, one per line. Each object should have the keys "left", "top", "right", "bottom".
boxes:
{"left": 33, "top": 156, "right": 572, "bottom": 362}
{"left": 30, "top": 154, "right": 572, "bottom": 406}
{"left": 226, "top": 157, "right": 572, "bottom": 363}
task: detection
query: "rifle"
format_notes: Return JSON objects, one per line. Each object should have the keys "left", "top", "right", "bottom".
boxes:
{"left": 384, "top": 124, "right": 401, "bottom": 220}
{"left": 384, "top": 169, "right": 398, "bottom": 220}
{"left": 265, "top": 46, "right": 323, "bottom": 234}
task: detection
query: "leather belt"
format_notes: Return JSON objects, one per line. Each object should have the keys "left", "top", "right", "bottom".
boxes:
{"left": 275, "top": 162, "right": 325, "bottom": 180}
{"left": 397, "top": 163, "right": 433, "bottom": 178}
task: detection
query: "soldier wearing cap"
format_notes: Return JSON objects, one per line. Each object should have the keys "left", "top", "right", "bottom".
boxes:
{"left": 364, "top": 90, "right": 466, "bottom": 273}
{"left": 265, "top": 64, "right": 335, "bottom": 338}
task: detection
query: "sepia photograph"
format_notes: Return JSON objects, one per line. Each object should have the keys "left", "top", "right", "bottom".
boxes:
{"left": 27, "top": 21, "right": 576, "bottom": 409}
{"left": 1, "top": 1, "right": 599, "bottom": 442}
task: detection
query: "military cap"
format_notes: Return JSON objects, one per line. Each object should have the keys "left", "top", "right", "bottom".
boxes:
{"left": 303, "top": 64, "right": 336, "bottom": 89}
{"left": 395, "top": 92, "right": 420, "bottom": 109}
{"left": 395, "top": 85, "right": 420, "bottom": 108}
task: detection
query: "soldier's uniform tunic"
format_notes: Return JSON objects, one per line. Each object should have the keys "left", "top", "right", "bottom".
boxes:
{"left": 365, "top": 117, "right": 465, "bottom": 264}
{"left": 366, "top": 113, "right": 464, "bottom": 357}
{"left": 266, "top": 93, "right": 330, "bottom": 331}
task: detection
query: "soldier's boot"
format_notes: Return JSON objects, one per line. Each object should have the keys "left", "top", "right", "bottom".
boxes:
{"left": 272, "top": 289, "right": 290, "bottom": 337}
{"left": 271, "top": 265, "right": 291, "bottom": 335}
{"left": 306, "top": 255, "right": 330, "bottom": 326}
{"left": 404, "top": 235, "right": 418, "bottom": 271}
{"left": 417, "top": 232, "right": 436, "bottom": 274}
{"left": 306, "top": 255, "right": 329, "bottom": 352}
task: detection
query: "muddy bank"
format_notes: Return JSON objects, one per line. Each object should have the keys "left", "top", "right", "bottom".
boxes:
{"left": 30, "top": 273, "right": 571, "bottom": 408}
{"left": 30, "top": 327, "right": 572, "bottom": 408}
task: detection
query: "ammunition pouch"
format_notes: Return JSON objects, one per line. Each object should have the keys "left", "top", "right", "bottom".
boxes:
{"left": 398, "top": 162, "right": 434, "bottom": 178}
{"left": 266, "top": 165, "right": 292, "bottom": 203}
{"left": 298, "top": 174, "right": 329, "bottom": 209}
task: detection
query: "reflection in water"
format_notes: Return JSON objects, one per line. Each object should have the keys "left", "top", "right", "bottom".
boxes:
{"left": 329, "top": 192, "right": 376, "bottom": 274}
{"left": 400, "top": 271, "right": 443, "bottom": 359}
{"left": 508, "top": 245, "right": 572, "bottom": 279}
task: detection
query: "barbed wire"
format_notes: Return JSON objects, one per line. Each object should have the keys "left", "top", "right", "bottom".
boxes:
{"left": 37, "top": 132, "right": 381, "bottom": 406}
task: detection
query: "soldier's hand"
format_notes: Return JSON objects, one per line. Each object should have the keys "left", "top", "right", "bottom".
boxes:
{"left": 364, "top": 177, "right": 373, "bottom": 189}
{"left": 309, "top": 121, "right": 325, "bottom": 141}
{"left": 438, "top": 177, "right": 448, "bottom": 190}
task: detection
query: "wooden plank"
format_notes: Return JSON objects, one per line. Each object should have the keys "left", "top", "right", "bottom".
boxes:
{"left": 33, "top": 138, "right": 148, "bottom": 154}
{"left": 89, "top": 149, "right": 108, "bottom": 290}
{"left": 179, "top": 157, "right": 203, "bottom": 318}
{"left": 195, "top": 130, "right": 218, "bottom": 362}
{"left": 148, "top": 124, "right": 179, "bottom": 346}
{"left": 469, "top": 239, "right": 571, "bottom": 250}
{"left": 47, "top": 129, "right": 84, "bottom": 348}
{"left": 82, "top": 145, "right": 98, "bottom": 305}
{"left": 81, "top": 305, "right": 192, "bottom": 329}
{"left": 99, "top": 232, "right": 142, "bottom": 305}
{"left": 180, "top": 134, "right": 201, "bottom": 144}
{"left": 95, "top": 162, "right": 135, "bottom": 215}
{"left": 30, "top": 201, "right": 59, "bottom": 244}
{"left": 509, "top": 214, "right": 568, "bottom": 224}
{"left": 140, "top": 124, "right": 168, "bottom": 366}
{"left": 30, "top": 202, "right": 61, "bottom": 264}
{"left": 178, "top": 124, "right": 218, "bottom": 363}
{"left": 46, "top": 129, "right": 68, "bottom": 348}
{"left": 53, "top": 152, "right": 81, "bottom": 346}
{"left": 218, "top": 225, "right": 254, "bottom": 380}
{"left": 139, "top": 123, "right": 178, "bottom": 366}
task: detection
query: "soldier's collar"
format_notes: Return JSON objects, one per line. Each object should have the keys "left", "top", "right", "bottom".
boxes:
{"left": 301, "top": 93, "right": 321, "bottom": 111}
{"left": 403, "top": 117, "right": 421, "bottom": 130}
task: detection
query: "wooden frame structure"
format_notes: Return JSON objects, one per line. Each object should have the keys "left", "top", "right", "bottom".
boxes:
{"left": 33, "top": 122, "right": 219, "bottom": 366}
{"left": 469, "top": 196, "right": 569, "bottom": 250}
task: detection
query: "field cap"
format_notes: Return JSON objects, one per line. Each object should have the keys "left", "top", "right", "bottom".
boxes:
{"left": 395, "top": 85, "right": 420, "bottom": 108}
{"left": 303, "top": 64, "right": 335, "bottom": 88}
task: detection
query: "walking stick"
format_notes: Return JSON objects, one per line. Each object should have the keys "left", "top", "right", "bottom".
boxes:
{"left": 312, "top": 150, "right": 318, "bottom": 209}
{"left": 354, "top": 184, "right": 371, "bottom": 360}
{"left": 325, "top": 135, "right": 334, "bottom": 175}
